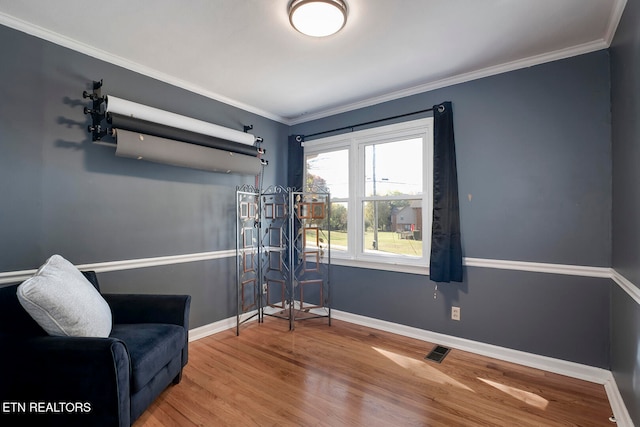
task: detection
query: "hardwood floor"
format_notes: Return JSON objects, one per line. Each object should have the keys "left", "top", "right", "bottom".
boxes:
{"left": 135, "top": 317, "right": 613, "bottom": 426}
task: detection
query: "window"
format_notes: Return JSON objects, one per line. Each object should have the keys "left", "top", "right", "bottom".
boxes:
{"left": 304, "top": 118, "right": 433, "bottom": 273}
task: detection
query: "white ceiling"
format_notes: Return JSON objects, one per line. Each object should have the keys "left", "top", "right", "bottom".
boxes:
{"left": 0, "top": 0, "right": 627, "bottom": 125}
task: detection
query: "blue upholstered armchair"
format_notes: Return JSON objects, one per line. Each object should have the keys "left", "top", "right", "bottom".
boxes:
{"left": 0, "top": 270, "right": 191, "bottom": 427}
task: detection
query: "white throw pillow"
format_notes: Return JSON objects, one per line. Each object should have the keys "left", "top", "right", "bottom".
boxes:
{"left": 17, "top": 254, "right": 112, "bottom": 338}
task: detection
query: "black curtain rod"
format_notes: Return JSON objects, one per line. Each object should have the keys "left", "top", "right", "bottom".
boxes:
{"left": 302, "top": 106, "right": 435, "bottom": 140}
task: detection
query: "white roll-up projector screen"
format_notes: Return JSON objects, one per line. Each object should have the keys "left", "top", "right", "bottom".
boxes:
{"left": 107, "top": 96, "right": 256, "bottom": 146}
{"left": 115, "top": 129, "right": 262, "bottom": 175}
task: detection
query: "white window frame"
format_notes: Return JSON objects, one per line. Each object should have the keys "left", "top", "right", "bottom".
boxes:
{"left": 304, "top": 117, "right": 433, "bottom": 275}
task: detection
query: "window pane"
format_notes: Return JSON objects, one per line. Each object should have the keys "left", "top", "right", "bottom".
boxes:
{"left": 305, "top": 149, "right": 349, "bottom": 198}
{"left": 363, "top": 200, "right": 422, "bottom": 257}
{"left": 302, "top": 202, "right": 347, "bottom": 252}
{"left": 328, "top": 202, "right": 348, "bottom": 252}
{"left": 365, "top": 138, "right": 422, "bottom": 197}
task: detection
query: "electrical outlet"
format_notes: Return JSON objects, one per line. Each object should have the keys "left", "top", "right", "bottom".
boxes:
{"left": 262, "top": 283, "right": 268, "bottom": 294}
{"left": 451, "top": 306, "right": 461, "bottom": 321}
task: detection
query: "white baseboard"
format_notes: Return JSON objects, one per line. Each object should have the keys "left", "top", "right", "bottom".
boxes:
{"left": 1, "top": 251, "right": 634, "bottom": 423}
{"left": 190, "top": 309, "right": 632, "bottom": 427}
{"left": 188, "top": 310, "right": 258, "bottom": 342}
{"left": 329, "top": 310, "right": 632, "bottom": 427}
{"left": 604, "top": 374, "right": 634, "bottom": 427}
{"left": 331, "top": 310, "right": 609, "bottom": 382}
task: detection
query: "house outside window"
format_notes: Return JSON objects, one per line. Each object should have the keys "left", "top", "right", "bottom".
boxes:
{"left": 304, "top": 118, "right": 433, "bottom": 274}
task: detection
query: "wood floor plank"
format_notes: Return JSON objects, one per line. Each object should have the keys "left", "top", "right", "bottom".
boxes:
{"left": 135, "top": 318, "right": 613, "bottom": 426}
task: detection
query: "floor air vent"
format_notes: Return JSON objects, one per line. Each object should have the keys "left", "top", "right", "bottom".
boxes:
{"left": 425, "top": 345, "right": 450, "bottom": 363}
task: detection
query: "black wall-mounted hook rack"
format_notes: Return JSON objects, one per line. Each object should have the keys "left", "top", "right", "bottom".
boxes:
{"left": 83, "top": 79, "right": 109, "bottom": 141}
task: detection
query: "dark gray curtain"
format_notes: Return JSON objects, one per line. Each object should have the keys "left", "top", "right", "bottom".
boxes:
{"left": 287, "top": 135, "right": 304, "bottom": 191}
{"left": 429, "top": 102, "right": 463, "bottom": 282}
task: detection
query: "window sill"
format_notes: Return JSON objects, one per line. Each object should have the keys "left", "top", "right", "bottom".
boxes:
{"left": 330, "top": 255, "right": 429, "bottom": 276}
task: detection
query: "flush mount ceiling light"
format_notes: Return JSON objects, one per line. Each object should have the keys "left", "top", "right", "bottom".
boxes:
{"left": 289, "top": 0, "right": 348, "bottom": 37}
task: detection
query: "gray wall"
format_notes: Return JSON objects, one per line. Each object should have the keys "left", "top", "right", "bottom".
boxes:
{"left": 0, "top": 13, "right": 621, "bottom": 378}
{"left": 333, "top": 266, "right": 610, "bottom": 365}
{"left": 0, "top": 25, "right": 289, "bottom": 328}
{"left": 293, "top": 51, "right": 612, "bottom": 368}
{"left": 610, "top": 0, "right": 640, "bottom": 423}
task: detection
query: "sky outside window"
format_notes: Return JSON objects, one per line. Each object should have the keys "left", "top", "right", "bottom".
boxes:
{"left": 365, "top": 138, "right": 422, "bottom": 197}
{"left": 305, "top": 149, "right": 349, "bottom": 198}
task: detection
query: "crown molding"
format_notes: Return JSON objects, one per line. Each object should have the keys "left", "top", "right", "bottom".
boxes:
{"left": 0, "top": 0, "right": 626, "bottom": 129}
{"left": 288, "top": 38, "right": 609, "bottom": 125}
{"left": 0, "top": 12, "right": 288, "bottom": 125}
